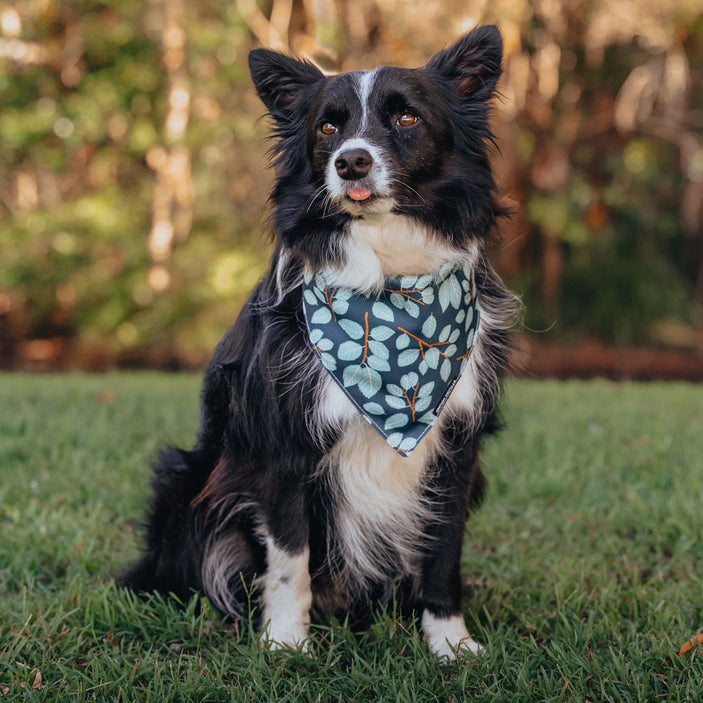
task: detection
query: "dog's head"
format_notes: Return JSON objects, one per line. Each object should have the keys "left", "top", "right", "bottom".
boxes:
{"left": 248, "top": 27, "right": 504, "bottom": 262}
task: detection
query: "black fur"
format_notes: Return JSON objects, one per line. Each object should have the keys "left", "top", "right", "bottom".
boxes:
{"left": 119, "top": 26, "right": 517, "bottom": 647}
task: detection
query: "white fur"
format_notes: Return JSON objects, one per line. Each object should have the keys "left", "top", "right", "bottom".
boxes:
{"left": 273, "top": 249, "right": 304, "bottom": 306}
{"left": 201, "top": 532, "right": 247, "bottom": 615}
{"left": 322, "top": 214, "right": 475, "bottom": 293}
{"left": 422, "top": 611, "right": 484, "bottom": 659}
{"left": 315, "top": 361, "right": 484, "bottom": 596}
{"left": 356, "top": 69, "right": 379, "bottom": 134}
{"left": 320, "top": 414, "right": 441, "bottom": 590}
{"left": 440, "top": 337, "right": 484, "bottom": 432}
{"left": 443, "top": 271, "right": 515, "bottom": 435}
{"left": 324, "top": 69, "right": 389, "bottom": 216}
{"left": 260, "top": 534, "right": 312, "bottom": 649}
{"left": 307, "top": 374, "right": 357, "bottom": 452}
{"left": 315, "top": 373, "right": 441, "bottom": 592}
{"left": 325, "top": 136, "right": 393, "bottom": 214}
{"left": 274, "top": 249, "right": 290, "bottom": 304}
{"left": 316, "top": 376, "right": 356, "bottom": 429}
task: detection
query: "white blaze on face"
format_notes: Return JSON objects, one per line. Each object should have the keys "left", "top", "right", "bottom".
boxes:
{"left": 356, "top": 68, "right": 378, "bottom": 134}
{"left": 324, "top": 70, "right": 394, "bottom": 214}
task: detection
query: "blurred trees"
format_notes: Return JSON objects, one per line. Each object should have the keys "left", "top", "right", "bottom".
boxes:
{"left": 1, "top": 0, "right": 702, "bottom": 369}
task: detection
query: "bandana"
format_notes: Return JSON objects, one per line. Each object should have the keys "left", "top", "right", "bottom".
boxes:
{"left": 303, "top": 263, "right": 479, "bottom": 456}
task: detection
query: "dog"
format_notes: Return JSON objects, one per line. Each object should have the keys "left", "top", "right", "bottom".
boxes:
{"left": 119, "top": 25, "right": 517, "bottom": 660}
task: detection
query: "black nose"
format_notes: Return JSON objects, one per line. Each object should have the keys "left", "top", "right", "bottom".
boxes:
{"left": 334, "top": 148, "right": 373, "bottom": 180}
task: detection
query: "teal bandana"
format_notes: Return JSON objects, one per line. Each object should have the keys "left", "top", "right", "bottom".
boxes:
{"left": 303, "top": 263, "right": 479, "bottom": 457}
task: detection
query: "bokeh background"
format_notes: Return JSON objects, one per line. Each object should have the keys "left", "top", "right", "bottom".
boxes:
{"left": 1, "top": 0, "right": 702, "bottom": 376}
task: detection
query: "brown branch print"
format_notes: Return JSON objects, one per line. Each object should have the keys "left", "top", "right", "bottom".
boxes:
{"left": 401, "top": 382, "right": 420, "bottom": 422}
{"left": 397, "top": 327, "right": 451, "bottom": 360}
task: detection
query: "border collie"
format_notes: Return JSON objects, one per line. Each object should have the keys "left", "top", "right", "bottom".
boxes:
{"left": 119, "top": 25, "right": 517, "bottom": 660}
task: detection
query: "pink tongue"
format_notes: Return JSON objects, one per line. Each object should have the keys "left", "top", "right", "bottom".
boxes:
{"left": 348, "top": 187, "right": 372, "bottom": 201}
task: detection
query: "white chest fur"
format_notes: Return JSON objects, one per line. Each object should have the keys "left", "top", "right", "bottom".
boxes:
{"left": 311, "top": 212, "right": 488, "bottom": 588}
{"left": 321, "top": 214, "right": 477, "bottom": 291}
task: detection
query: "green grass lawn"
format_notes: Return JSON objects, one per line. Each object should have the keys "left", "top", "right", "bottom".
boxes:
{"left": 1, "top": 374, "right": 702, "bottom": 701}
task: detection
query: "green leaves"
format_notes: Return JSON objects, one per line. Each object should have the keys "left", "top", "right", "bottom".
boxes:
{"left": 400, "top": 372, "right": 419, "bottom": 390}
{"left": 338, "top": 319, "right": 364, "bottom": 340}
{"left": 384, "top": 413, "right": 409, "bottom": 430}
{"left": 440, "top": 357, "right": 452, "bottom": 382}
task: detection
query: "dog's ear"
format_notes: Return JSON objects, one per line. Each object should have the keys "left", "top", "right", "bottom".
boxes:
{"left": 425, "top": 25, "right": 503, "bottom": 101}
{"left": 248, "top": 49, "right": 324, "bottom": 122}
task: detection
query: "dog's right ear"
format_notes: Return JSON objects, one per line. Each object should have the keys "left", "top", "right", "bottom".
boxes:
{"left": 248, "top": 49, "right": 324, "bottom": 123}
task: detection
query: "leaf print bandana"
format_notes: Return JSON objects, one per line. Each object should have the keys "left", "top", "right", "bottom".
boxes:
{"left": 302, "top": 263, "right": 480, "bottom": 457}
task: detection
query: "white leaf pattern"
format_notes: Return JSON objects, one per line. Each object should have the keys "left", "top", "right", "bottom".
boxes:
{"left": 398, "top": 348, "right": 420, "bottom": 367}
{"left": 367, "top": 340, "right": 389, "bottom": 359}
{"left": 367, "top": 355, "right": 391, "bottom": 372}
{"left": 422, "top": 314, "right": 437, "bottom": 338}
{"left": 396, "top": 333, "right": 410, "bottom": 350}
{"left": 338, "top": 340, "right": 363, "bottom": 361}
{"left": 405, "top": 300, "right": 420, "bottom": 318}
{"left": 310, "top": 307, "right": 332, "bottom": 324}
{"left": 372, "top": 301, "right": 395, "bottom": 321}
{"left": 385, "top": 413, "right": 409, "bottom": 430}
{"left": 338, "top": 318, "right": 364, "bottom": 340}
{"left": 400, "top": 372, "right": 419, "bottom": 390}
{"left": 370, "top": 325, "right": 394, "bottom": 341}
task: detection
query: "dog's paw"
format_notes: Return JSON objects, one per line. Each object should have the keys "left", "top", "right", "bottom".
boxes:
{"left": 260, "top": 616, "right": 310, "bottom": 652}
{"left": 421, "top": 611, "right": 485, "bottom": 660}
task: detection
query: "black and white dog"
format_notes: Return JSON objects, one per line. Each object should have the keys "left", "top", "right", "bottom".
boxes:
{"left": 120, "top": 25, "right": 517, "bottom": 659}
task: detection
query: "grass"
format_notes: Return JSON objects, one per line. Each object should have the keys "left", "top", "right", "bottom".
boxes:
{"left": 1, "top": 373, "right": 702, "bottom": 701}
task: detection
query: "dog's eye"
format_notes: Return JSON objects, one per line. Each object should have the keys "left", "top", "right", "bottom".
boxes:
{"left": 395, "top": 113, "right": 418, "bottom": 127}
{"left": 320, "top": 122, "right": 338, "bottom": 135}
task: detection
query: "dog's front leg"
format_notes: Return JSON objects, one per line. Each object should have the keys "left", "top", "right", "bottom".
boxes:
{"left": 420, "top": 524, "right": 483, "bottom": 659}
{"left": 420, "top": 453, "right": 485, "bottom": 660}
{"left": 259, "top": 485, "right": 312, "bottom": 650}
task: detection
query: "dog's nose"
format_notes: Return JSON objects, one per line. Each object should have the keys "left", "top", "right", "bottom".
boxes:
{"left": 334, "top": 148, "right": 373, "bottom": 180}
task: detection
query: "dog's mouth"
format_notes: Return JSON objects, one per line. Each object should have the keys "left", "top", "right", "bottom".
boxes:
{"left": 327, "top": 173, "right": 394, "bottom": 215}
{"left": 336, "top": 187, "right": 394, "bottom": 216}
{"left": 346, "top": 187, "right": 373, "bottom": 202}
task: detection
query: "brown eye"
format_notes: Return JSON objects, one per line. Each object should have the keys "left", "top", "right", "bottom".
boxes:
{"left": 396, "top": 113, "right": 418, "bottom": 127}
{"left": 321, "top": 122, "right": 338, "bottom": 135}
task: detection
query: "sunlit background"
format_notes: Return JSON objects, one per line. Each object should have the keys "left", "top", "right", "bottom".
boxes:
{"left": 1, "top": 0, "right": 702, "bottom": 375}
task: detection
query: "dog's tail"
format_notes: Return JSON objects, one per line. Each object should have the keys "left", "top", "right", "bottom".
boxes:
{"left": 116, "top": 446, "right": 212, "bottom": 601}
{"left": 118, "top": 446, "right": 260, "bottom": 618}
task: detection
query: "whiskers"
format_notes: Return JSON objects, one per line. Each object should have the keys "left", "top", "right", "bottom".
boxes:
{"left": 390, "top": 177, "right": 427, "bottom": 207}
{"left": 306, "top": 184, "right": 343, "bottom": 219}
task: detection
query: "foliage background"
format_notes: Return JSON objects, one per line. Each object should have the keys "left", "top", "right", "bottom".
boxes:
{"left": 1, "top": 0, "right": 703, "bottom": 370}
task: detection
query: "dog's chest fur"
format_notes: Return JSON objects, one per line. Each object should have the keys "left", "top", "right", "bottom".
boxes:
{"left": 309, "top": 214, "right": 486, "bottom": 590}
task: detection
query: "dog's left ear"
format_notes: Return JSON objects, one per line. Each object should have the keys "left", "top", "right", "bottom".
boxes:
{"left": 425, "top": 25, "right": 503, "bottom": 101}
